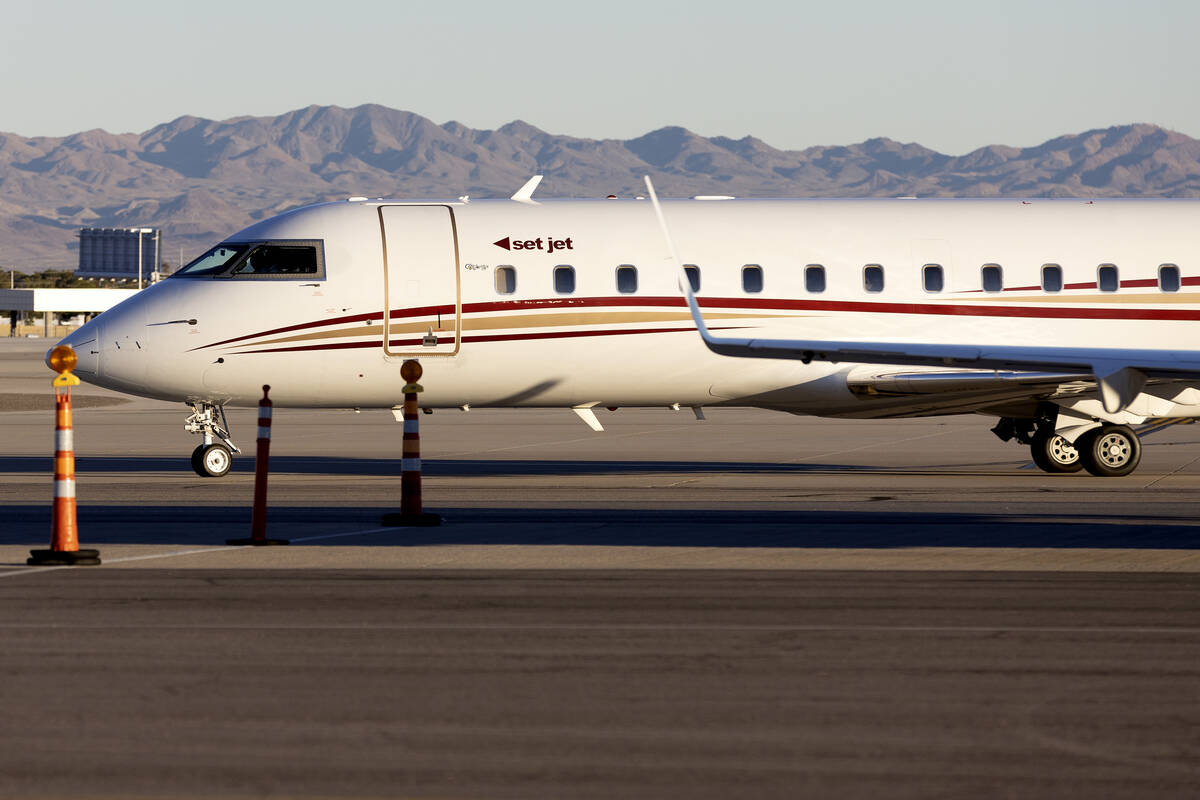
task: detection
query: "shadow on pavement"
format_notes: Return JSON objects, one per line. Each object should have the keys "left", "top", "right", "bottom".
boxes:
{"left": 2, "top": 505, "right": 1199, "bottom": 550}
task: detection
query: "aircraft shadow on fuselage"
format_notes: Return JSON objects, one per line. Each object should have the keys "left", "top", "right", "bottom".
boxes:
{"left": 2, "top": 504, "right": 1198, "bottom": 552}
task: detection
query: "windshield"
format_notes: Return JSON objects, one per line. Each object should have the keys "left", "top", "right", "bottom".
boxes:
{"left": 172, "top": 243, "right": 250, "bottom": 277}
{"left": 170, "top": 240, "right": 324, "bottom": 279}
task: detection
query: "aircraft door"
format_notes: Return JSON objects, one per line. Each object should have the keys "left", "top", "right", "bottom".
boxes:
{"left": 380, "top": 205, "right": 460, "bottom": 356}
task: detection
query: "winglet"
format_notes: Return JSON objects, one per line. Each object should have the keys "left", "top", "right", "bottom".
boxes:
{"left": 644, "top": 175, "right": 715, "bottom": 342}
{"left": 511, "top": 175, "right": 543, "bottom": 205}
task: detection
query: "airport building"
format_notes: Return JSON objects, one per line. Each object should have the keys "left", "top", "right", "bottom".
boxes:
{"left": 77, "top": 227, "right": 162, "bottom": 282}
{"left": 1, "top": 287, "right": 139, "bottom": 337}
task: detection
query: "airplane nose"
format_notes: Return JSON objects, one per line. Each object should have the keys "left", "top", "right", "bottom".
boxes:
{"left": 53, "top": 326, "right": 101, "bottom": 377}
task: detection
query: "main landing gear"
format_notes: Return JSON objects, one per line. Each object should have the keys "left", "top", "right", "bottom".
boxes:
{"left": 185, "top": 401, "right": 241, "bottom": 478}
{"left": 995, "top": 417, "right": 1142, "bottom": 477}
{"left": 1029, "top": 428, "right": 1084, "bottom": 474}
{"left": 1073, "top": 424, "right": 1141, "bottom": 477}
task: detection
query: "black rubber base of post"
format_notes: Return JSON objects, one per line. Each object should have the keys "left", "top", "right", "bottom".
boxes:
{"left": 28, "top": 549, "right": 101, "bottom": 566}
{"left": 381, "top": 512, "right": 442, "bottom": 527}
{"left": 225, "top": 538, "right": 290, "bottom": 546}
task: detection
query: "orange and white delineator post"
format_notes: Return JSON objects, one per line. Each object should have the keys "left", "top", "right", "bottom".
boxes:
{"left": 382, "top": 360, "right": 441, "bottom": 527}
{"left": 227, "top": 385, "right": 289, "bottom": 546}
{"left": 29, "top": 345, "right": 100, "bottom": 566}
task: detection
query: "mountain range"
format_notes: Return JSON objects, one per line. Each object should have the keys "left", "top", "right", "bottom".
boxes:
{"left": 3, "top": 104, "right": 1200, "bottom": 269}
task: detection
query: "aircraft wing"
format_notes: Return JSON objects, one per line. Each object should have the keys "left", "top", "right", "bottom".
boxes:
{"left": 640, "top": 175, "right": 1200, "bottom": 415}
{"left": 694, "top": 333, "right": 1200, "bottom": 414}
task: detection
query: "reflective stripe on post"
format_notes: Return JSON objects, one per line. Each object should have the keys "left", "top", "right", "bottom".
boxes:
{"left": 400, "top": 387, "right": 423, "bottom": 516}
{"left": 52, "top": 392, "right": 79, "bottom": 551}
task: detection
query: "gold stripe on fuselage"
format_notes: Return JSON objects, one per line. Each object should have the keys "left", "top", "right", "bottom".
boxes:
{"left": 955, "top": 291, "right": 1200, "bottom": 305}
{"left": 228, "top": 309, "right": 803, "bottom": 350}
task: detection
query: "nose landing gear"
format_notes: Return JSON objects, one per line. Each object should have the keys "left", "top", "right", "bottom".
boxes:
{"left": 185, "top": 401, "right": 241, "bottom": 477}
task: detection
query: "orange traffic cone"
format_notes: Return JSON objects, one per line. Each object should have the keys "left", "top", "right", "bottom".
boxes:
{"left": 29, "top": 345, "right": 100, "bottom": 566}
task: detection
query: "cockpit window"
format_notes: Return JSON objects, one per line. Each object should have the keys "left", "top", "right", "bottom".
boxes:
{"left": 231, "top": 244, "right": 322, "bottom": 276}
{"left": 171, "top": 240, "right": 325, "bottom": 280}
{"left": 172, "top": 243, "right": 250, "bottom": 277}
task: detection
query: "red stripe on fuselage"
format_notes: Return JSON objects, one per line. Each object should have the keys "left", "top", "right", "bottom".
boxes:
{"left": 193, "top": 303, "right": 452, "bottom": 350}
{"left": 461, "top": 295, "right": 1200, "bottom": 320}
{"left": 226, "top": 325, "right": 735, "bottom": 355}
{"left": 199, "top": 294, "right": 1200, "bottom": 353}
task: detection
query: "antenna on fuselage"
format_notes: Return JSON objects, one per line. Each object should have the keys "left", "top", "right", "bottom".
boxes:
{"left": 511, "top": 175, "right": 543, "bottom": 205}
{"left": 643, "top": 175, "right": 715, "bottom": 342}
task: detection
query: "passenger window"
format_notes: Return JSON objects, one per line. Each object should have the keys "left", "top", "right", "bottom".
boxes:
{"left": 1041, "top": 264, "right": 1063, "bottom": 293}
{"left": 981, "top": 264, "right": 1003, "bottom": 293}
{"left": 742, "top": 265, "right": 763, "bottom": 293}
{"left": 863, "top": 264, "right": 884, "bottom": 293}
{"left": 553, "top": 265, "right": 575, "bottom": 294}
{"left": 684, "top": 265, "right": 701, "bottom": 292}
{"left": 616, "top": 265, "right": 638, "bottom": 294}
{"left": 923, "top": 264, "right": 944, "bottom": 293}
{"left": 1098, "top": 264, "right": 1119, "bottom": 292}
{"left": 805, "top": 265, "right": 826, "bottom": 293}
{"left": 495, "top": 265, "right": 516, "bottom": 294}
{"left": 1160, "top": 264, "right": 1181, "bottom": 292}
{"left": 229, "top": 242, "right": 323, "bottom": 278}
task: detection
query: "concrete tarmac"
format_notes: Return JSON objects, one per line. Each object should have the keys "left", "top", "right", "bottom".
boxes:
{"left": 2, "top": 337, "right": 1200, "bottom": 798}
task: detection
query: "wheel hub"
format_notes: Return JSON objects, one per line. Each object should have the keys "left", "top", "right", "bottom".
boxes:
{"left": 1096, "top": 433, "right": 1131, "bottom": 466}
{"left": 204, "top": 448, "right": 231, "bottom": 474}
{"left": 1048, "top": 435, "right": 1079, "bottom": 465}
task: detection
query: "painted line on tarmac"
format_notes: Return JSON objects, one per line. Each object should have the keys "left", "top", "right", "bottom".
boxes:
{"left": 0, "top": 546, "right": 244, "bottom": 579}
{"left": 0, "top": 621, "right": 1196, "bottom": 635}
{"left": 97, "top": 545, "right": 246, "bottom": 565}
{"left": 0, "top": 526, "right": 395, "bottom": 579}
{"left": 290, "top": 527, "right": 392, "bottom": 543}
{"left": 0, "top": 564, "right": 69, "bottom": 580}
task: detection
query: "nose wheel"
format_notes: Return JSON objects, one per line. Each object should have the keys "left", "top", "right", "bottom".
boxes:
{"left": 184, "top": 401, "right": 241, "bottom": 478}
{"left": 191, "top": 443, "right": 233, "bottom": 478}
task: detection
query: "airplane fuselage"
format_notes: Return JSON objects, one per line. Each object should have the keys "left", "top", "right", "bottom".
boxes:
{"left": 60, "top": 196, "right": 1200, "bottom": 425}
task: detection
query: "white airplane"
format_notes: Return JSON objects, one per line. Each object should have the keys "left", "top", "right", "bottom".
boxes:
{"left": 54, "top": 176, "right": 1200, "bottom": 478}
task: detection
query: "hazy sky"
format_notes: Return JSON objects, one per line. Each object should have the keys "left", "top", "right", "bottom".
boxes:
{"left": 3, "top": 0, "right": 1197, "bottom": 155}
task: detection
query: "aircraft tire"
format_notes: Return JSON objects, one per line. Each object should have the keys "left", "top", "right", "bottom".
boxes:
{"left": 192, "top": 443, "right": 233, "bottom": 478}
{"left": 1078, "top": 425, "right": 1141, "bottom": 477}
{"left": 1030, "top": 430, "right": 1084, "bottom": 473}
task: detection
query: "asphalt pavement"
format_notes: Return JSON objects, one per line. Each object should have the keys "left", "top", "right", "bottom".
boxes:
{"left": 2, "top": 337, "right": 1199, "bottom": 798}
